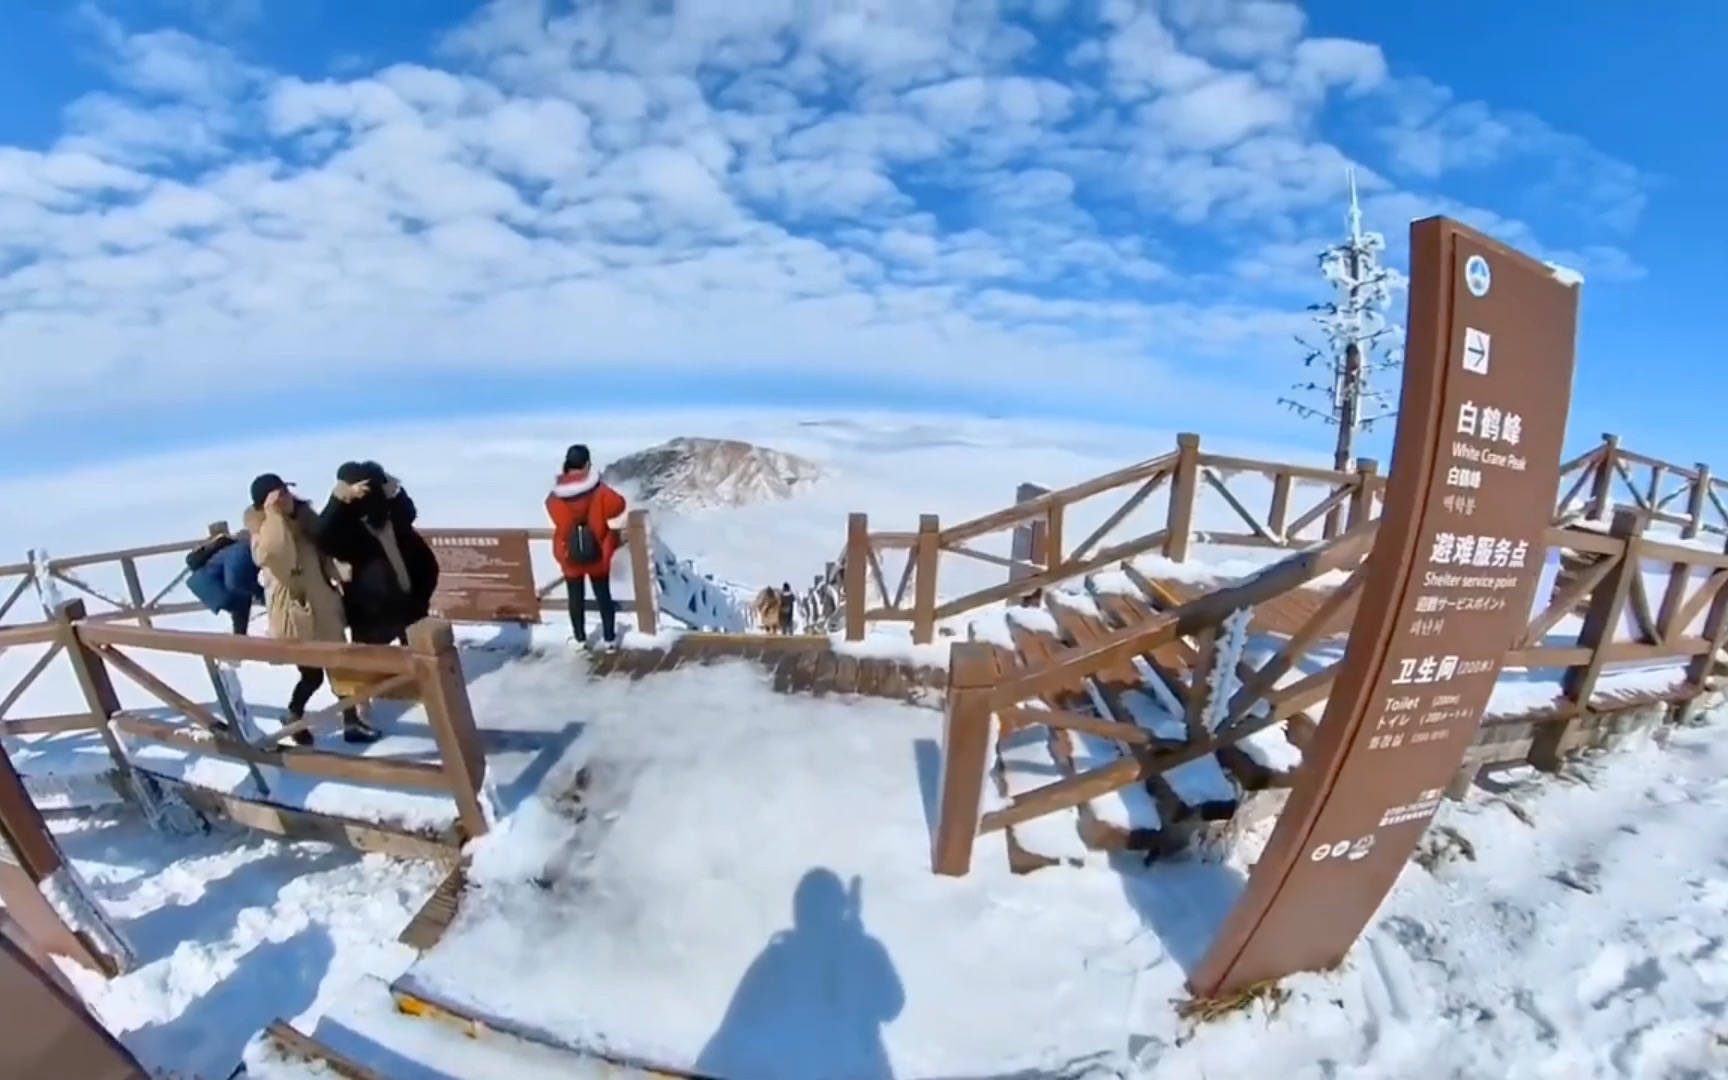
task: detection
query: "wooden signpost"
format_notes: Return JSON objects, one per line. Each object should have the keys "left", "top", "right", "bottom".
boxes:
{"left": 1191, "top": 217, "right": 1583, "bottom": 996}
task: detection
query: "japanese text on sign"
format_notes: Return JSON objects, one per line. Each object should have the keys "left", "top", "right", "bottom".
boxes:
{"left": 1414, "top": 594, "right": 1508, "bottom": 614}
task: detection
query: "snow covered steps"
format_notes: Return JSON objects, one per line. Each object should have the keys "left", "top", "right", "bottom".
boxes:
{"left": 379, "top": 974, "right": 696, "bottom": 1079}
{"left": 242, "top": 975, "right": 660, "bottom": 1080}
{"left": 244, "top": 1019, "right": 390, "bottom": 1079}
{"left": 585, "top": 635, "right": 946, "bottom": 703}
{"left": 984, "top": 586, "right": 1294, "bottom": 871}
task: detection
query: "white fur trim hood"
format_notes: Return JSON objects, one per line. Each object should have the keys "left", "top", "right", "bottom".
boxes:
{"left": 550, "top": 472, "right": 601, "bottom": 499}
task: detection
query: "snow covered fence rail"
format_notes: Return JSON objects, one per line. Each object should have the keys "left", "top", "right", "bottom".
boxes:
{"left": 0, "top": 510, "right": 759, "bottom": 649}
{"left": 844, "top": 429, "right": 1728, "bottom": 644}
{"left": 925, "top": 508, "right": 1728, "bottom": 877}
{"left": 0, "top": 529, "right": 216, "bottom": 635}
{"left": 1556, "top": 433, "right": 1728, "bottom": 539}
{"left": 0, "top": 599, "right": 491, "bottom": 844}
{"left": 840, "top": 432, "right": 1382, "bottom": 643}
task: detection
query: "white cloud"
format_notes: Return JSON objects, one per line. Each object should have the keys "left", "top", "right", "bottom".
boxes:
{"left": 0, "top": 0, "right": 1650, "bottom": 430}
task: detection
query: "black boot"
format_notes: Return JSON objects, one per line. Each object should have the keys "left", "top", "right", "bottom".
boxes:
{"left": 282, "top": 713, "right": 314, "bottom": 748}
{"left": 343, "top": 708, "right": 381, "bottom": 744}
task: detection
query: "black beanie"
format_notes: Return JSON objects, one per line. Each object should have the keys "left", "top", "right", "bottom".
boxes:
{"left": 337, "top": 460, "right": 389, "bottom": 487}
{"left": 563, "top": 444, "right": 592, "bottom": 472}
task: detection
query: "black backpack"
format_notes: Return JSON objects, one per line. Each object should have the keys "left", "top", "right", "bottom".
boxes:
{"left": 564, "top": 497, "right": 603, "bottom": 565}
{"left": 186, "top": 534, "right": 235, "bottom": 572}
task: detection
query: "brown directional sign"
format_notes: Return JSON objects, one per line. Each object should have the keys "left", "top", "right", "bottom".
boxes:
{"left": 425, "top": 531, "right": 540, "bottom": 624}
{"left": 0, "top": 931, "right": 148, "bottom": 1080}
{"left": 1191, "top": 217, "right": 1582, "bottom": 997}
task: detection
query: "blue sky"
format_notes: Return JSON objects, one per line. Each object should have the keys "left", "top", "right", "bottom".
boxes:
{"left": 0, "top": 1, "right": 1714, "bottom": 476}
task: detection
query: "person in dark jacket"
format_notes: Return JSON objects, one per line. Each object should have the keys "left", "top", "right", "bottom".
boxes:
{"left": 186, "top": 531, "right": 265, "bottom": 634}
{"left": 314, "top": 461, "right": 440, "bottom": 645}
{"left": 778, "top": 583, "right": 797, "bottom": 635}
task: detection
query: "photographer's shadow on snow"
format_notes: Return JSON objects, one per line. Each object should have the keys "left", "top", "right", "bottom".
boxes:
{"left": 696, "top": 868, "right": 905, "bottom": 1080}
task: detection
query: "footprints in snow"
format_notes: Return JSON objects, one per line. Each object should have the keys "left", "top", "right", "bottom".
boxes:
{"left": 1578, "top": 947, "right": 1668, "bottom": 1011}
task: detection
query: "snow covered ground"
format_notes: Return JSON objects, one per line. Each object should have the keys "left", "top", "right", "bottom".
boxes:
{"left": 48, "top": 808, "right": 444, "bottom": 1080}
{"left": 0, "top": 411, "right": 1719, "bottom": 1079}
{"left": 375, "top": 661, "right": 1728, "bottom": 1080}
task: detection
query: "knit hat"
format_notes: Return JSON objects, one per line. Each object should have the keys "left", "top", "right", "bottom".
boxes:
{"left": 563, "top": 444, "right": 592, "bottom": 472}
{"left": 336, "top": 460, "right": 388, "bottom": 487}
{"left": 249, "top": 473, "right": 290, "bottom": 510}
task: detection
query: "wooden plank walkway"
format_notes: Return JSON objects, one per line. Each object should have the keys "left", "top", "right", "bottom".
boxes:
{"left": 398, "top": 864, "right": 466, "bottom": 952}
{"left": 1132, "top": 572, "right": 1357, "bottom": 639}
{"left": 255, "top": 1019, "right": 388, "bottom": 1080}
{"left": 585, "top": 634, "right": 947, "bottom": 703}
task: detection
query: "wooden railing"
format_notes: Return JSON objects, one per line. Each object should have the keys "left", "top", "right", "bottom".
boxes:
{"left": 1555, "top": 434, "right": 1726, "bottom": 538}
{"left": 0, "top": 600, "right": 490, "bottom": 840}
{"left": 0, "top": 511, "right": 662, "bottom": 636}
{"left": 844, "top": 430, "right": 1728, "bottom": 643}
{"left": 842, "top": 432, "right": 1383, "bottom": 642}
{"left": 928, "top": 508, "right": 1728, "bottom": 875}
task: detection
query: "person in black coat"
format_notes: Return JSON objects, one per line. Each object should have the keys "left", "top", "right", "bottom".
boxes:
{"left": 314, "top": 461, "right": 440, "bottom": 645}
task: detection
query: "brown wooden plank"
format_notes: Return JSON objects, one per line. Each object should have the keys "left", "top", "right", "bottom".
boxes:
{"left": 262, "top": 1020, "right": 388, "bottom": 1080}
{"left": 808, "top": 649, "right": 840, "bottom": 697}
{"left": 833, "top": 653, "right": 861, "bottom": 694}
{"left": 399, "top": 863, "right": 467, "bottom": 951}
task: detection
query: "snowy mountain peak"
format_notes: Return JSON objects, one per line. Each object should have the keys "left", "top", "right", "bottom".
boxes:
{"left": 603, "top": 437, "right": 821, "bottom": 509}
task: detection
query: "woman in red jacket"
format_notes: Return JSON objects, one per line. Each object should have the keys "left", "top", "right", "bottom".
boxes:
{"left": 545, "top": 444, "right": 628, "bottom": 649}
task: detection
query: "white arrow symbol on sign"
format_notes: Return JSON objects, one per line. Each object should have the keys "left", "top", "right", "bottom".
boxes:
{"left": 1462, "top": 327, "right": 1491, "bottom": 374}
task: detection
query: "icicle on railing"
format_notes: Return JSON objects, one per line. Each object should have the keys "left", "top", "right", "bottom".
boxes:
{"left": 28, "top": 548, "right": 63, "bottom": 619}
{"left": 123, "top": 771, "right": 207, "bottom": 837}
{"left": 40, "top": 862, "right": 138, "bottom": 972}
{"left": 1202, "top": 608, "right": 1253, "bottom": 734}
{"left": 210, "top": 659, "right": 272, "bottom": 800}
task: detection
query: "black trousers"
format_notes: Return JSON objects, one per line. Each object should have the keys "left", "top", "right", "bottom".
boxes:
{"left": 228, "top": 605, "right": 251, "bottom": 635}
{"left": 287, "top": 666, "right": 360, "bottom": 726}
{"left": 565, "top": 574, "right": 617, "bottom": 643}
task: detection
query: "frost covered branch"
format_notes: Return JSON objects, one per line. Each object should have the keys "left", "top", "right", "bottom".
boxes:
{"left": 1281, "top": 169, "right": 1407, "bottom": 469}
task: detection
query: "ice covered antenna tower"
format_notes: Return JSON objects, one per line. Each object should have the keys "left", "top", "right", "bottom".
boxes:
{"left": 1278, "top": 167, "right": 1408, "bottom": 471}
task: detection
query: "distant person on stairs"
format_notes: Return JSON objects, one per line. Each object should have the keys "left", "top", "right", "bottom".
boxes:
{"left": 314, "top": 460, "right": 440, "bottom": 646}
{"left": 185, "top": 530, "right": 264, "bottom": 635}
{"left": 546, "top": 444, "right": 628, "bottom": 651}
{"left": 753, "top": 586, "right": 781, "bottom": 632}
{"left": 244, "top": 473, "right": 379, "bottom": 746}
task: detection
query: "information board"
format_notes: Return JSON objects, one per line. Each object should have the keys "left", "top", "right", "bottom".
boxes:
{"left": 425, "top": 531, "right": 540, "bottom": 624}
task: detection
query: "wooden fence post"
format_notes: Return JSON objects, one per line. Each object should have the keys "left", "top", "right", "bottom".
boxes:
{"left": 911, "top": 515, "right": 941, "bottom": 645}
{"left": 1678, "top": 532, "right": 1728, "bottom": 719}
{"left": 844, "top": 513, "right": 869, "bottom": 642}
{"left": 1044, "top": 502, "right": 1064, "bottom": 573}
{"left": 1684, "top": 464, "right": 1711, "bottom": 540}
{"left": 624, "top": 510, "right": 657, "bottom": 636}
{"left": 1348, "top": 457, "right": 1379, "bottom": 529}
{"left": 406, "top": 619, "right": 489, "bottom": 840}
{"left": 55, "top": 601, "right": 133, "bottom": 786}
{"left": 1586, "top": 433, "right": 1620, "bottom": 520}
{"left": 1267, "top": 472, "right": 1292, "bottom": 540}
{"left": 1531, "top": 508, "right": 1642, "bottom": 771}
{"left": 931, "top": 644, "right": 996, "bottom": 877}
{"left": 1163, "top": 433, "right": 1201, "bottom": 562}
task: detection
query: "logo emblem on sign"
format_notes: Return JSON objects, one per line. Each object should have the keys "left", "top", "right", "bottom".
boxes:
{"left": 1464, "top": 254, "right": 1491, "bottom": 298}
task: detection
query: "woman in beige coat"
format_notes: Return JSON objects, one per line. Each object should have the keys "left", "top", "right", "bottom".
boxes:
{"left": 244, "top": 473, "right": 379, "bottom": 745}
